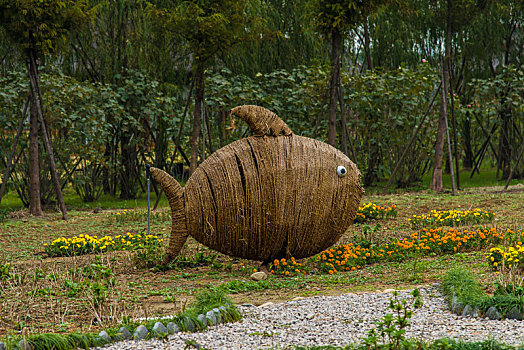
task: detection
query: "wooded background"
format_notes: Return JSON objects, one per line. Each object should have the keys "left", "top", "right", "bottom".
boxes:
{"left": 0, "top": 0, "right": 522, "bottom": 216}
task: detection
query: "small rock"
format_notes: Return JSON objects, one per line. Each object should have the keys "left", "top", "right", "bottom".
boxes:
{"left": 212, "top": 308, "right": 222, "bottom": 323}
{"left": 99, "top": 331, "right": 112, "bottom": 343}
{"left": 133, "top": 325, "right": 149, "bottom": 340}
{"left": 383, "top": 289, "right": 395, "bottom": 293}
{"left": 167, "top": 322, "right": 180, "bottom": 334}
{"left": 292, "top": 297, "right": 305, "bottom": 301}
{"left": 461, "top": 305, "right": 474, "bottom": 317}
{"left": 18, "top": 340, "right": 32, "bottom": 350}
{"left": 117, "top": 327, "right": 133, "bottom": 340}
{"left": 0, "top": 342, "right": 6, "bottom": 350}
{"left": 250, "top": 271, "right": 267, "bottom": 281}
{"left": 506, "top": 307, "right": 523, "bottom": 320}
{"left": 206, "top": 310, "right": 218, "bottom": 325}
{"left": 197, "top": 314, "right": 208, "bottom": 327}
{"left": 472, "top": 307, "right": 480, "bottom": 318}
{"left": 451, "top": 301, "right": 464, "bottom": 315}
{"left": 152, "top": 322, "right": 168, "bottom": 337}
{"left": 183, "top": 316, "right": 196, "bottom": 332}
{"left": 485, "top": 306, "right": 502, "bottom": 320}
{"left": 259, "top": 302, "right": 274, "bottom": 308}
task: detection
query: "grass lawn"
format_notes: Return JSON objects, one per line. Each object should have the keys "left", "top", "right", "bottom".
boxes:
{"left": 0, "top": 177, "right": 523, "bottom": 340}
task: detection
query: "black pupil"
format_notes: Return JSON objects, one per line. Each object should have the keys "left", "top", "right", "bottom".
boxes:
{"left": 340, "top": 168, "right": 346, "bottom": 174}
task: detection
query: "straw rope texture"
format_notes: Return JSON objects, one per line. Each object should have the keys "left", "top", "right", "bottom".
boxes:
{"left": 153, "top": 105, "right": 363, "bottom": 263}
{"left": 230, "top": 105, "right": 292, "bottom": 136}
{"left": 150, "top": 168, "right": 188, "bottom": 262}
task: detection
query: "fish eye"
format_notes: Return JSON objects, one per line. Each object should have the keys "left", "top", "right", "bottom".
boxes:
{"left": 337, "top": 165, "right": 347, "bottom": 177}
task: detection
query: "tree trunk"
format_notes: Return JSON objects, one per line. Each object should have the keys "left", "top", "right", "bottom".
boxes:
{"left": 364, "top": 18, "right": 373, "bottom": 71}
{"left": 328, "top": 29, "right": 341, "bottom": 147}
{"left": 220, "top": 109, "right": 226, "bottom": 147}
{"left": 190, "top": 60, "right": 204, "bottom": 174}
{"left": 119, "top": 133, "right": 138, "bottom": 199}
{"left": 430, "top": 1, "right": 452, "bottom": 192}
{"left": 28, "top": 85, "right": 43, "bottom": 216}
{"left": 499, "top": 107, "right": 512, "bottom": 179}
{"left": 462, "top": 112, "right": 473, "bottom": 169}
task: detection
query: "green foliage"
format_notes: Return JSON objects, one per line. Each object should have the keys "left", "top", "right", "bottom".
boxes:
{"left": 441, "top": 267, "right": 524, "bottom": 319}
{"left": 344, "top": 63, "right": 439, "bottom": 186}
{"left": 0, "top": 208, "right": 8, "bottom": 223}
{"left": 26, "top": 332, "right": 102, "bottom": 350}
{"left": 150, "top": 0, "right": 261, "bottom": 63}
{"left": 363, "top": 289, "right": 423, "bottom": 350}
{"left": 429, "top": 0, "right": 489, "bottom": 33}
{"left": 0, "top": 70, "right": 178, "bottom": 203}
{"left": 0, "top": 263, "right": 12, "bottom": 281}
{"left": 429, "top": 338, "right": 516, "bottom": 350}
{"left": 291, "top": 338, "right": 518, "bottom": 350}
{"left": 308, "top": 0, "right": 388, "bottom": 36}
{"left": 0, "top": 0, "right": 91, "bottom": 55}
{"left": 440, "top": 268, "right": 487, "bottom": 307}
{"left": 188, "top": 288, "right": 233, "bottom": 316}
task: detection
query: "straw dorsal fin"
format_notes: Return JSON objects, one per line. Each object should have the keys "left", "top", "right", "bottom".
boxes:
{"left": 150, "top": 167, "right": 188, "bottom": 262}
{"left": 230, "top": 105, "right": 293, "bottom": 137}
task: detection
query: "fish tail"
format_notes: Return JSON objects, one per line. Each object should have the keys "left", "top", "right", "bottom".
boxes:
{"left": 150, "top": 167, "right": 188, "bottom": 262}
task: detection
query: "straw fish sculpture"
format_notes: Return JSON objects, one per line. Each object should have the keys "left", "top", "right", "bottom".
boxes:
{"left": 151, "top": 105, "right": 364, "bottom": 264}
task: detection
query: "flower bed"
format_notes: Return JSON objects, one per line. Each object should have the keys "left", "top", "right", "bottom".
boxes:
{"left": 354, "top": 203, "right": 397, "bottom": 223}
{"left": 488, "top": 242, "right": 524, "bottom": 270}
{"left": 270, "top": 228, "right": 518, "bottom": 275}
{"left": 109, "top": 209, "right": 170, "bottom": 223}
{"left": 410, "top": 209, "right": 494, "bottom": 228}
{"left": 44, "top": 231, "right": 164, "bottom": 257}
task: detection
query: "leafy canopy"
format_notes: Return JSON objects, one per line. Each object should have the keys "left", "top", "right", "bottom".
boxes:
{"left": 0, "top": 0, "right": 90, "bottom": 55}
{"left": 308, "top": 0, "right": 389, "bottom": 36}
{"left": 149, "top": 0, "right": 261, "bottom": 62}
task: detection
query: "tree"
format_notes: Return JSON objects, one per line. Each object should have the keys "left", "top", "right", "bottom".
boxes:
{"left": 150, "top": 0, "right": 262, "bottom": 174}
{"left": 0, "top": 0, "right": 90, "bottom": 216}
{"left": 308, "top": 0, "right": 389, "bottom": 149}
{"left": 428, "top": 0, "right": 488, "bottom": 192}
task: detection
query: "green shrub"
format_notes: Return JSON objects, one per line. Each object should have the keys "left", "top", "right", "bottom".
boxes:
{"left": 440, "top": 268, "right": 487, "bottom": 307}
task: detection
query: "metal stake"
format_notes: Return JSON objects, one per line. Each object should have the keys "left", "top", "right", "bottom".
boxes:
{"left": 146, "top": 164, "right": 151, "bottom": 235}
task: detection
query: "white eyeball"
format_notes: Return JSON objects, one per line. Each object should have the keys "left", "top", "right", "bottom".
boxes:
{"left": 337, "top": 165, "right": 347, "bottom": 177}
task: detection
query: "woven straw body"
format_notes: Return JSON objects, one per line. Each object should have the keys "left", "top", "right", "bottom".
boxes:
{"left": 152, "top": 105, "right": 363, "bottom": 263}
{"left": 185, "top": 134, "right": 362, "bottom": 262}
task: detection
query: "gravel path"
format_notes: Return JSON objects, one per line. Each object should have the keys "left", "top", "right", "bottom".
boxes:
{"left": 96, "top": 286, "right": 524, "bottom": 349}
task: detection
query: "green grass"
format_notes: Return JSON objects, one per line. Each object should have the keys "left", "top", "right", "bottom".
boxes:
{"left": 290, "top": 338, "right": 518, "bottom": 350}
{"left": 0, "top": 189, "right": 170, "bottom": 211}
{"left": 367, "top": 167, "right": 523, "bottom": 194}
{"left": 422, "top": 168, "right": 524, "bottom": 189}
{"left": 440, "top": 268, "right": 488, "bottom": 307}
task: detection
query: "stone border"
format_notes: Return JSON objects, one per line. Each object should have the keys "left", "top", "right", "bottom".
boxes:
{"left": 0, "top": 305, "right": 240, "bottom": 350}
{"left": 448, "top": 290, "right": 524, "bottom": 321}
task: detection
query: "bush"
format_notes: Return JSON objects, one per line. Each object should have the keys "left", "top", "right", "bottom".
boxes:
{"left": 440, "top": 268, "right": 487, "bottom": 308}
